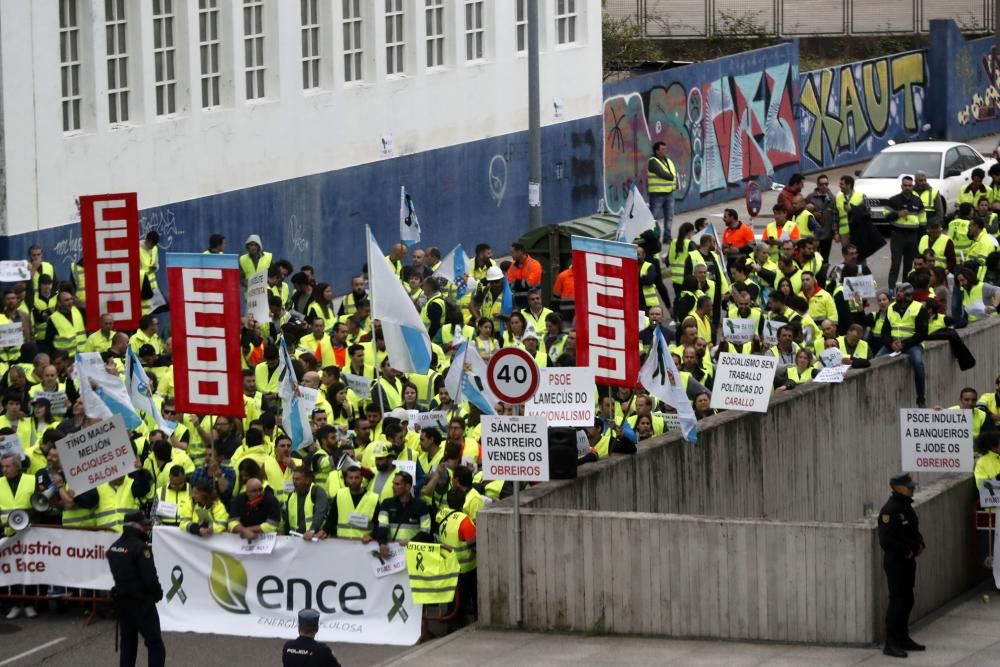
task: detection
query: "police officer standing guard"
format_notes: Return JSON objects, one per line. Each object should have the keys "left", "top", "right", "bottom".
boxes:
{"left": 107, "top": 510, "right": 166, "bottom": 667}
{"left": 282, "top": 608, "right": 341, "bottom": 666}
{"left": 878, "top": 473, "right": 926, "bottom": 658}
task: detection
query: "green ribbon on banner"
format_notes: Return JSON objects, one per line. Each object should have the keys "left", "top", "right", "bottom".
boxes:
{"left": 387, "top": 584, "right": 409, "bottom": 623}
{"left": 166, "top": 565, "right": 187, "bottom": 604}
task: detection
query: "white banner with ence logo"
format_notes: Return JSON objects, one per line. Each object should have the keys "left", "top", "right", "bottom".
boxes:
{"left": 153, "top": 528, "right": 420, "bottom": 646}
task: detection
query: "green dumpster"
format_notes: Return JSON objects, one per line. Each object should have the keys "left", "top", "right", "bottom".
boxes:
{"left": 516, "top": 214, "right": 620, "bottom": 303}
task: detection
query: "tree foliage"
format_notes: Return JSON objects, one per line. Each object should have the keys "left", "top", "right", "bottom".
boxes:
{"left": 602, "top": 14, "right": 662, "bottom": 80}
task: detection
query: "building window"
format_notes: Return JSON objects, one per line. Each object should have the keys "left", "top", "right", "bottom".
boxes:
{"left": 198, "top": 0, "right": 221, "bottom": 108}
{"left": 59, "top": 0, "right": 82, "bottom": 132}
{"left": 243, "top": 0, "right": 266, "bottom": 99}
{"left": 152, "top": 0, "right": 176, "bottom": 116}
{"left": 424, "top": 0, "right": 444, "bottom": 69}
{"left": 301, "top": 0, "right": 320, "bottom": 89}
{"left": 105, "top": 0, "right": 129, "bottom": 124}
{"left": 384, "top": 0, "right": 404, "bottom": 76}
{"left": 342, "top": 0, "right": 363, "bottom": 82}
{"left": 515, "top": 0, "right": 526, "bottom": 52}
{"left": 555, "top": 0, "right": 576, "bottom": 44}
{"left": 465, "top": 0, "right": 484, "bottom": 61}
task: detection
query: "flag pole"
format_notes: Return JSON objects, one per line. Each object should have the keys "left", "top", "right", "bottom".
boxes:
{"left": 366, "top": 225, "right": 387, "bottom": 416}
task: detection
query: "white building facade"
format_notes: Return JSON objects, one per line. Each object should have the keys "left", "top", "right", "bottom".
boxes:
{"left": 0, "top": 0, "right": 603, "bottom": 287}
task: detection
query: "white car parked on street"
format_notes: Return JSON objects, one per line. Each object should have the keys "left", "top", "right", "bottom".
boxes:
{"left": 854, "top": 141, "right": 996, "bottom": 231}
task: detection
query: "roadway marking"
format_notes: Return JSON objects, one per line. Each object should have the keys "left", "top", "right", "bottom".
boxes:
{"left": 0, "top": 636, "right": 67, "bottom": 666}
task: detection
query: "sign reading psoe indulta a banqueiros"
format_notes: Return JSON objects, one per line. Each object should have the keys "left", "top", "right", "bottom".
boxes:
{"left": 153, "top": 529, "right": 420, "bottom": 645}
{"left": 899, "top": 408, "right": 974, "bottom": 473}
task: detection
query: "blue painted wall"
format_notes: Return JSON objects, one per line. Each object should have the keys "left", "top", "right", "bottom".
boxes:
{"left": 0, "top": 116, "right": 604, "bottom": 292}
{"left": 929, "top": 20, "right": 1000, "bottom": 142}
{"left": 600, "top": 41, "right": 802, "bottom": 215}
{"left": 797, "top": 50, "right": 929, "bottom": 171}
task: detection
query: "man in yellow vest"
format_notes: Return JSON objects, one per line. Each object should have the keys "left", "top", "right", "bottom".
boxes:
{"left": 884, "top": 176, "right": 924, "bottom": 291}
{"left": 835, "top": 175, "right": 865, "bottom": 249}
{"left": 647, "top": 141, "right": 677, "bottom": 243}
{"left": 318, "top": 465, "right": 379, "bottom": 540}
{"left": 437, "top": 487, "right": 477, "bottom": 616}
{"left": 913, "top": 171, "right": 941, "bottom": 230}
{"left": 239, "top": 234, "right": 272, "bottom": 289}
{"left": 876, "top": 283, "right": 927, "bottom": 407}
{"left": 46, "top": 290, "right": 85, "bottom": 357}
{"left": 374, "top": 471, "right": 432, "bottom": 558}
{"left": 283, "top": 466, "right": 329, "bottom": 540}
{"left": 975, "top": 432, "right": 1000, "bottom": 590}
{"left": 917, "top": 220, "right": 955, "bottom": 272}
{"left": 139, "top": 231, "right": 160, "bottom": 314}
{"left": 28, "top": 245, "right": 56, "bottom": 294}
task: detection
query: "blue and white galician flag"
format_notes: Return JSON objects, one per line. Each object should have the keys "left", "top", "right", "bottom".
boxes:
{"left": 278, "top": 338, "right": 315, "bottom": 451}
{"left": 399, "top": 186, "right": 421, "bottom": 247}
{"left": 125, "top": 347, "right": 175, "bottom": 436}
{"left": 74, "top": 352, "right": 143, "bottom": 431}
{"left": 637, "top": 327, "right": 698, "bottom": 444}
{"left": 444, "top": 341, "right": 499, "bottom": 415}
{"left": 616, "top": 183, "right": 656, "bottom": 243}
{"left": 433, "top": 245, "right": 476, "bottom": 300}
{"left": 367, "top": 226, "right": 432, "bottom": 374}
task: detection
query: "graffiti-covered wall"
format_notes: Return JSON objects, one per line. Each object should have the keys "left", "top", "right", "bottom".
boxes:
{"left": 797, "top": 51, "right": 928, "bottom": 171}
{"left": 601, "top": 43, "right": 801, "bottom": 215}
{"left": 929, "top": 20, "right": 1000, "bottom": 142}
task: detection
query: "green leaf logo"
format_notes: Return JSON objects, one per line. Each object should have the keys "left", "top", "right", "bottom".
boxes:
{"left": 209, "top": 552, "right": 250, "bottom": 615}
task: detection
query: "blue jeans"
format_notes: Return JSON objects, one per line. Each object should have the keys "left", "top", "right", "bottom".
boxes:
{"left": 649, "top": 194, "right": 674, "bottom": 243}
{"left": 876, "top": 344, "right": 926, "bottom": 401}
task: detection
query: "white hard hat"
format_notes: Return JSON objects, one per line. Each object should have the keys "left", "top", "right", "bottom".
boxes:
{"left": 486, "top": 266, "right": 504, "bottom": 281}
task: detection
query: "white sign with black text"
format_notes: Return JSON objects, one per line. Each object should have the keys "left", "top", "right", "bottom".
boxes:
{"left": 480, "top": 415, "right": 549, "bottom": 483}
{"left": 899, "top": 408, "right": 974, "bottom": 473}
{"left": 722, "top": 318, "right": 756, "bottom": 344}
{"left": 55, "top": 414, "right": 136, "bottom": 494}
{"left": 245, "top": 271, "right": 269, "bottom": 323}
{"left": 710, "top": 353, "right": 778, "bottom": 413}
{"left": 524, "top": 367, "right": 595, "bottom": 427}
{"left": 0, "top": 323, "right": 24, "bottom": 349}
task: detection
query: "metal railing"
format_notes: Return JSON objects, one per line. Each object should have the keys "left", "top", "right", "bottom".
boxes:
{"left": 604, "top": 0, "right": 994, "bottom": 38}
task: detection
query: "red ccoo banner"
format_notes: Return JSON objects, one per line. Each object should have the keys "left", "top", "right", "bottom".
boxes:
{"left": 79, "top": 193, "right": 141, "bottom": 331}
{"left": 167, "top": 253, "right": 245, "bottom": 418}
{"left": 571, "top": 236, "right": 640, "bottom": 388}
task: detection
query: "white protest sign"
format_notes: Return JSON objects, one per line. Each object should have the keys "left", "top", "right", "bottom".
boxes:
{"left": 524, "top": 367, "right": 595, "bottom": 427}
{"left": 343, "top": 373, "right": 372, "bottom": 400}
{"left": 899, "top": 408, "right": 974, "bottom": 473}
{"left": 370, "top": 543, "right": 406, "bottom": 579}
{"left": 762, "top": 320, "right": 785, "bottom": 347}
{"left": 393, "top": 459, "right": 417, "bottom": 479}
{"left": 34, "top": 390, "right": 68, "bottom": 416}
{"left": 0, "top": 433, "right": 23, "bottom": 459}
{"left": 55, "top": 413, "right": 135, "bottom": 494}
{"left": 843, "top": 275, "right": 876, "bottom": 300}
{"left": 818, "top": 347, "right": 843, "bottom": 368}
{"left": 237, "top": 532, "right": 277, "bottom": 555}
{"left": 0, "top": 261, "right": 31, "bottom": 282}
{"left": 575, "top": 430, "right": 590, "bottom": 457}
{"left": 813, "top": 365, "right": 849, "bottom": 383}
{"left": 245, "top": 271, "right": 269, "bottom": 323}
{"left": 0, "top": 527, "right": 118, "bottom": 588}
{"left": 0, "top": 323, "right": 24, "bottom": 349}
{"left": 481, "top": 415, "right": 549, "bottom": 482}
{"left": 722, "top": 318, "right": 756, "bottom": 344}
{"left": 710, "top": 353, "right": 778, "bottom": 413}
{"left": 979, "top": 480, "right": 1000, "bottom": 509}
{"left": 411, "top": 410, "right": 447, "bottom": 433}
{"left": 656, "top": 412, "right": 681, "bottom": 432}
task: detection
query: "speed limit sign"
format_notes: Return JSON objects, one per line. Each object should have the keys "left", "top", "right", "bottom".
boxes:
{"left": 487, "top": 348, "right": 540, "bottom": 405}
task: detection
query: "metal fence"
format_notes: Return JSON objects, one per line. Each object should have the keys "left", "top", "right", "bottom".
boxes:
{"left": 604, "top": 0, "right": 994, "bottom": 37}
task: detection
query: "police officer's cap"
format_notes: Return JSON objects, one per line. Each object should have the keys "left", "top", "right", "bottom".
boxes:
{"left": 889, "top": 472, "right": 916, "bottom": 489}
{"left": 123, "top": 510, "right": 152, "bottom": 526}
{"left": 298, "top": 608, "right": 320, "bottom": 627}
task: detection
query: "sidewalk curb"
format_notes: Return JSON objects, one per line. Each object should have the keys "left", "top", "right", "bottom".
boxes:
{"left": 372, "top": 625, "right": 478, "bottom": 667}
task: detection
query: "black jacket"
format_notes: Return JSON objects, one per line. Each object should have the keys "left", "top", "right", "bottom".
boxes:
{"left": 877, "top": 492, "right": 924, "bottom": 563}
{"left": 282, "top": 636, "right": 340, "bottom": 667}
{"left": 107, "top": 526, "right": 163, "bottom": 613}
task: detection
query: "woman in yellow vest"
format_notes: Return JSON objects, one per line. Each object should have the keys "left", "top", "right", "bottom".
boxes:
{"left": 865, "top": 291, "right": 891, "bottom": 345}
{"left": 955, "top": 267, "right": 999, "bottom": 323}
{"left": 785, "top": 349, "right": 818, "bottom": 388}
{"left": 307, "top": 283, "right": 339, "bottom": 332}
{"left": 473, "top": 318, "right": 498, "bottom": 361}
{"left": 501, "top": 312, "right": 527, "bottom": 348}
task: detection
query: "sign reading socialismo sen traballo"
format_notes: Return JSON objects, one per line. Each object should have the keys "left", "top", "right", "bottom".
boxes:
{"left": 153, "top": 528, "right": 420, "bottom": 645}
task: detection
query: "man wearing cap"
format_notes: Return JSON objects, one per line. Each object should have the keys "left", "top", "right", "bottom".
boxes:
{"left": 282, "top": 608, "right": 340, "bottom": 666}
{"left": 107, "top": 510, "right": 166, "bottom": 667}
{"left": 878, "top": 473, "right": 925, "bottom": 658}
{"left": 471, "top": 266, "right": 507, "bottom": 331}
{"left": 240, "top": 234, "right": 273, "bottom": 289}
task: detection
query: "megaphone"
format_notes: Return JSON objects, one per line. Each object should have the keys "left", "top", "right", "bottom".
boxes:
{"left": 7, "top": 509, "right": 30, "bottom": 532}
{"left": 337, "top": 453, "right": 361, "bottom": 472}
{"left": 31, "top": 484, "right": 58, "bottom": 513}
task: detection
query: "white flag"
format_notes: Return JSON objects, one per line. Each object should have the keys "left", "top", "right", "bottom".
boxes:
{"left": 278, "top": 339, "right": 315, "bottom": 450}
{"left": 400, "top": 186, "right": 421, "bottom": 246}
{"left": 125, "top": 347, "right": 175, "bottom": 436}
{"left": 74, "top": 353, "right": 143, "bottom": 431}
{"left": 616, "top": 183, "right": 656, "bottom": 243}
{"left": 444, "top": 342, "right": 498, "bottom": 415}
{"left": 433, "top": 245, "right": 477, "bottom": 299}
{"left": 638, "top": 328, "right": 698, "bottom": 444}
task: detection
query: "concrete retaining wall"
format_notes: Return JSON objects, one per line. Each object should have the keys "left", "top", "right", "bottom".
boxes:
{"left": 478, "top": 318, "right": 998, "bottom": 643}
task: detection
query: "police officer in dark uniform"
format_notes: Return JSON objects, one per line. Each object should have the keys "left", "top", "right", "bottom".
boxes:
{"left": 878, "top": 473, "right": 926, "bottom": 658}
{"left": 107, "top": 510, "right": 166, "bottom": 667}
{"left": 282, "top": 608, "right": 341, "bottom": 666}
